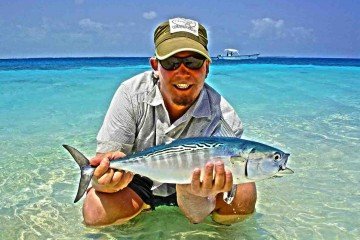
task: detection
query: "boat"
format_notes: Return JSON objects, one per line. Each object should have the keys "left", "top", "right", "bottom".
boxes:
{"left": 217, "top": 49, "right": 260, "bottom": 60}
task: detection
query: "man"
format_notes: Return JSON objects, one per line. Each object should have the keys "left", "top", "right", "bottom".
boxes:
{"left": 83, "top": 18, "right": 256, "bottom": 226}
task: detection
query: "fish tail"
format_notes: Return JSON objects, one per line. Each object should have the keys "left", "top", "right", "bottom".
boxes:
{"left": 63, "top": 145, "right": 95, "bottom": 203}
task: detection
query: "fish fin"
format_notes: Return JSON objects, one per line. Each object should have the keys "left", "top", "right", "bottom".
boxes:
{"left": 230, "top": 155, "right": 246, "bottom": 165}
{"left": 151, "top": 180, "right": 163, "bottom": 191}
{"left": 223, "top": 184, "right": 237, "bottom": 204}
{"left": 152, "top": 183, "right": 176, "bottom": 197}
{"left": 63, "top": 145, "right": 95, "bottom": 203}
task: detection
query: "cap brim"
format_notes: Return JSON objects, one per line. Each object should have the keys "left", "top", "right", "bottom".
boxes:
{"left": 156, "top": 37, "right": 212, "bottom": 62}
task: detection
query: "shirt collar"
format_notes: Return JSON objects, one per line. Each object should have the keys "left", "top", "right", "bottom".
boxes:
{"left": 144, "top": 83, "right": 163, "bottom": 106}
{"left": 191, "top": 87, "right": 211, "bottom": 118}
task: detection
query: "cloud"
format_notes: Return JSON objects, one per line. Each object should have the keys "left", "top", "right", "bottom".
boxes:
{"left": 78, "top": 18, "right": 104, "bottom": 32}
{"left": 142, "top": 11, "right": 157, "bottom": 20}
{"left": 249, "top": 17, "right": 314, "bottom": 43}
{"left": 250, "top": 18, "right": 285, "bottom": 39}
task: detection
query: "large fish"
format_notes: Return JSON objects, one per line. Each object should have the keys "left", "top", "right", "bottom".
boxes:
{"left": 63, "top": 137, "right": 293, "bottom": 203}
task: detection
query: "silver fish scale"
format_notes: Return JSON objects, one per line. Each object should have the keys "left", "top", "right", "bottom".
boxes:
{"left": 116, "top": 147, "right": 221, "bottom": 183}
{"left": 142, "top": 142, "right": 222, "bottom": 160}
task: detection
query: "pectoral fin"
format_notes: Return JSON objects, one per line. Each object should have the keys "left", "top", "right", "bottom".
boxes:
{"left": 151, "top": 180, "right": 163, "bottom": 191}
{"left": 151, "top": 182, "right": 176, "bottom": 197}
{"left": 230, "top": 155, "right": 246, "bottom": 165}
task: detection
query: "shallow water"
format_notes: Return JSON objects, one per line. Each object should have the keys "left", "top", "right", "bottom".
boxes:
{"left": 0, "top": 58, "right": 359, "bottom": 239}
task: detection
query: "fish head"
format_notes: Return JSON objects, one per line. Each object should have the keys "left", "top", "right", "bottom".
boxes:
{"left": 244, "top": 143, "right": 293, "bottom": 181}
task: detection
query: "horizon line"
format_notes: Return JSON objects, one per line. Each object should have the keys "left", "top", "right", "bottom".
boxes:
{"left": 1, "top": 55, "right": 359, "bottom": 60}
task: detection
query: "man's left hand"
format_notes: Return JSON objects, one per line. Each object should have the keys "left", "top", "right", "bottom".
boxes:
{"left": 178, "top": 161, "right": 233, "bottom": 198}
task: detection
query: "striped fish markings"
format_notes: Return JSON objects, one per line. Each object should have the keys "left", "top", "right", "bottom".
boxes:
{"left": 63, "top": 137, "right": 293, "bottom": 203}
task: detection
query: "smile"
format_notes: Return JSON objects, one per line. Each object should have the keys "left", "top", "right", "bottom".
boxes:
{"left": 174, "top": 84, "right": 192, "bottom": 90}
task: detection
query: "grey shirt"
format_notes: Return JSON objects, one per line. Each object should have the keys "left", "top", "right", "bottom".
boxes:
{"left": 97, "top": 71, "right": 243, "bottom": 155}
{"left": 96, "top": 71, "right": 243, "bottom": 196}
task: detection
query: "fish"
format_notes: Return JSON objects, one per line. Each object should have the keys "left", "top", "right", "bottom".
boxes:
{"left": 63, "top": 137, "right": 293, "bottom": 203}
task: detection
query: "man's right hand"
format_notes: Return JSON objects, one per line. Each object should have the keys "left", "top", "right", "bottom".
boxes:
{"left": 90, "top": 152, "right": 134, "bottom": 193}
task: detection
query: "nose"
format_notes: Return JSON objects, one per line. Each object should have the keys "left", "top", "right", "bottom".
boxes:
{"left": 176, "top": 61, "right": 191, "bottom": 72}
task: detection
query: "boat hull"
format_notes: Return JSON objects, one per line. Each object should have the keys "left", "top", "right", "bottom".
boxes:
{"left": 217, "top": 53, "right": 260, "bottom": 60}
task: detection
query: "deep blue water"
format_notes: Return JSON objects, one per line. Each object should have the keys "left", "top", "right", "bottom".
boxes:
{"left": 1, "top": 57, "right": 360, "bottom": 71}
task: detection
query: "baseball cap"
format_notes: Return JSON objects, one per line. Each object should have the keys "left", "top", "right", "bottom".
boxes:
{"left": 154, "top": 17, "right": 211, "bottom": 62}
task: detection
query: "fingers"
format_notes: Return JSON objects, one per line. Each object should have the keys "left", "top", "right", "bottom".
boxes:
{"left": 202, "top": 162, "right": 215, "bottom": 190}
{"left": 214, "top": 161, "right": 225, "bottom": 190}
{"left": 90, "top": 151, "right": 131, "bottom": 193}
{"left": 89, "top": 153, "right": 105, "bottom": 166}
{"left": 109, "top": 151, "right": 126, "bottom": 159}
{"left": 223, "top": 170, "right": 233, "bottom": 192}
{"left": 189, "top": 161, "right": 233, "bottom": 198}
{"left": 92, "top": 151, "right": 126, "bottom": 178}
{"left": 113, "top": 171, "right": 134, "bottom": 190}
{"left": 112, "top": 169, "right": 125, "bottom": 183}
{"left": 97, "top": 168, "right": 115, "bottom": 185}
{"left": 93, "top": 156, "right": 110, "bottom": 178}
{"left": 90, "top": 151, "right": 125, "bottom": 167}
{"left": 191, "top": 168, "right": 201, "bottom": 192}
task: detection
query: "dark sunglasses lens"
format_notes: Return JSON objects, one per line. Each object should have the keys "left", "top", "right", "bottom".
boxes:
{"left": 183, "top": 56, "right": 205, "bottom": 69}
{"left": 160, "top": 57, "right": 181, "bottom": 70}
{"left": 159, "top": 55, "right": 205, "bottom": 70}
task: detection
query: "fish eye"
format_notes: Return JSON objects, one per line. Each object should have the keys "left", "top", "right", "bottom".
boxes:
{"left": 274, "top": 152, "right": 281, "bottom": 161}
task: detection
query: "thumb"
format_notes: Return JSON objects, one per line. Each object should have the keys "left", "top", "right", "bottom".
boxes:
{"left": 89, "top": 153, "right": 105, "bottom": 166}
{"left": 109, "top": 151, "right": 126, "bottom": 160}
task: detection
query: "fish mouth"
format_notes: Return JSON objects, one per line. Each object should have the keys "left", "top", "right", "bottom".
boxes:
{"left": 281, "top": 153, "right": 290, "bottom": 168}
{"left": 276, "top": 153, "right": 293, "bottom": 175}
{"left": 277, "top": 167, "right": 294, "bottom": 175}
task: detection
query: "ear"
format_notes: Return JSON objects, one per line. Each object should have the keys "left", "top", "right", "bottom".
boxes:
{"left": 205, "top": 60, "right": 210, "bottom": 78}
{"left": 150, "top": 57, "right": 159, "bottom": 71}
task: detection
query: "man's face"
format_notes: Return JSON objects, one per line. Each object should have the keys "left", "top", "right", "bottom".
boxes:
{"left": 154, "top": 51, "right": 210, "bottom": 108}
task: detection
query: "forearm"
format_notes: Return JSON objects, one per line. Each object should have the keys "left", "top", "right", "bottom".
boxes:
{"left": 176, "top": 185, "right": 216, "bottom": 223}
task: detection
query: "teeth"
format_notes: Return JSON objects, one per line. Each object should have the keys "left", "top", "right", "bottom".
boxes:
{"left": 176, "top": 84, "right": 190, "bottom": 89}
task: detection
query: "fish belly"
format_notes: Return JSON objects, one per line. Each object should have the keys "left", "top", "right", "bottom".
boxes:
{"left": 117, "top": 150, "right": 233, "bottom": 184}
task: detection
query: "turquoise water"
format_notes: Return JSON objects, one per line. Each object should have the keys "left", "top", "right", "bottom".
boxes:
{"left": 0, "top": 58, "right": 359, "bottom": 239}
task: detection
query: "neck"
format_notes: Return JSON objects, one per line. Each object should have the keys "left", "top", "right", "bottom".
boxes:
{"left": 163, "top": 100, "right": 191, "bottom": 124}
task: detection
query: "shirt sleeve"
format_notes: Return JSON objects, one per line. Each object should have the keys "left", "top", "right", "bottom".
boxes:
{"left": 219, "top": 96, "right": 243, "bottom": 138}
{"left": 96, "top": 83, "right": 136, "bottom": 154}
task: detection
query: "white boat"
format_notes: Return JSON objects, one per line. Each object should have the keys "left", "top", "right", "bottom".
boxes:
{"left": 217, "top": 49, "right": 260, "bottom": 60}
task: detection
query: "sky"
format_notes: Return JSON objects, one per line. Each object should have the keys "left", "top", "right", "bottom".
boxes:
{"left": 0, "top": 0, "right": 359, "bottom": 59}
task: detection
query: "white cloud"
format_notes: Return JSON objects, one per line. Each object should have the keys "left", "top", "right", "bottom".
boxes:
{"left": 78, "top": 18, "right": 104, "bottom": 32}
{"left": 250, "top": 18, "right": 285, "bottom": 39}
{"left": 249, "top": 18, "right": 315, "bottom": 44}
{"left": 142, "top": 11, "right": 157, "bottom": 20}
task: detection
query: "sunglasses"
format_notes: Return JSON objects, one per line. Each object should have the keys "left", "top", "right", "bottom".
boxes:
{"left": 158, "top": 55, "right": 206, "bottom": 70}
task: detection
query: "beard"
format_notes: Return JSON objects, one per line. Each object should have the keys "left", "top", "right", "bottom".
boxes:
{"left": 171, "top": 96, "right": 196, "bottom": 106}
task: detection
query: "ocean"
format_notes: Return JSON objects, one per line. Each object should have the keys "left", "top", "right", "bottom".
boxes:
{"left": 0, "top": 57, "right": 359, "bottom": 239}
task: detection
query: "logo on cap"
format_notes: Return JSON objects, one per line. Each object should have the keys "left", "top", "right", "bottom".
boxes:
{"left": 169, "top": 18, "right": 199, "bottom": 36}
